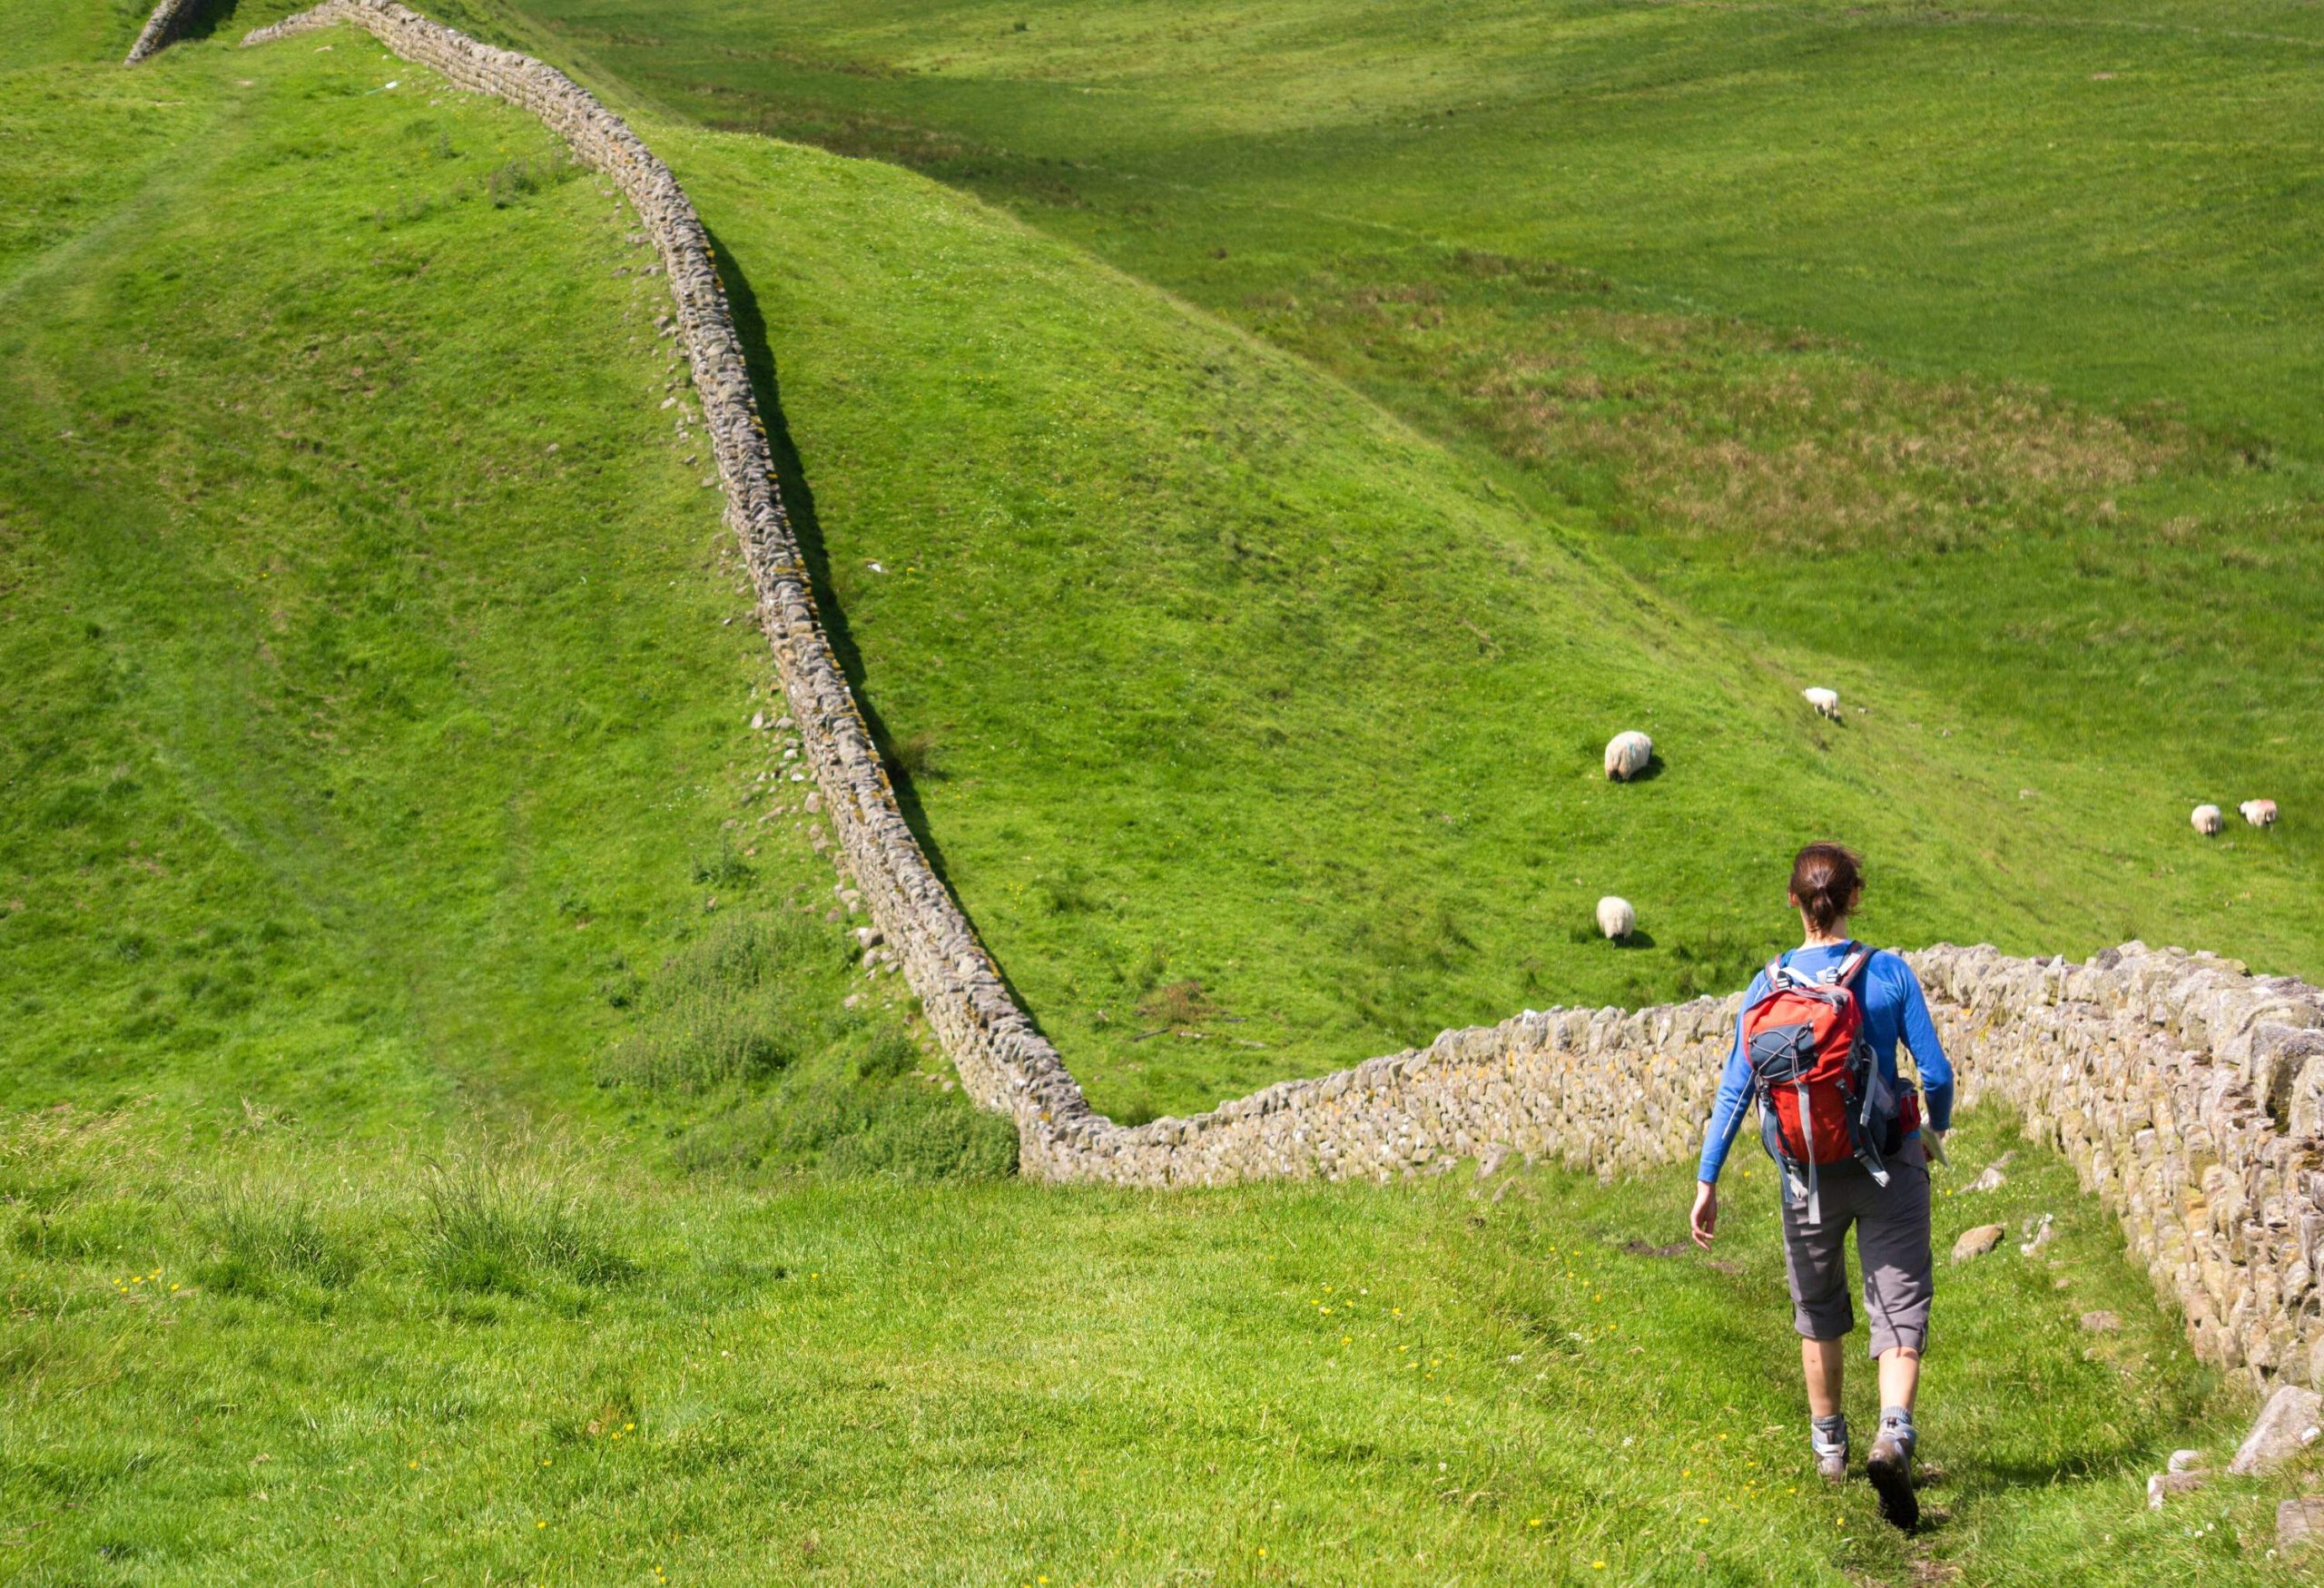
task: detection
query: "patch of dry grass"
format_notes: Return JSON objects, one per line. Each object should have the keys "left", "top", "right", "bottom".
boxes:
{"left": 1271, "top": 256, "right": 2213, "bottom": 556}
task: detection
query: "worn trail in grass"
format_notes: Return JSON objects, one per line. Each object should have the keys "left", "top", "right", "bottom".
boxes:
{"left": 1, "top": 1104, "right": 2305, "bottom": 1585}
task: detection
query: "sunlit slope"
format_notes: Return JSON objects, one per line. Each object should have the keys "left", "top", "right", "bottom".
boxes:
{"left": 635, "top": 123, "right": 2303, "bottom": 1121}
{"left": 0, "top": 26, "right": 2305, "bottom": 1585}
{"left": 492, "top": 0, "right": 2324, "bottom": 1072}
{"left": 509, "top": 0, "right": 2324, "bottom": 454}
{"left": 17, "top": 12, "right": 2305, "bottom": 1129}
{"left": 0, "top": 28, "right": 983, "bottom": 1160}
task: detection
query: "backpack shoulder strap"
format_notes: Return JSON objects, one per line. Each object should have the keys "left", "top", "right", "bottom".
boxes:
{"left": 1835, "top": 942, "right": 1873, "bottom": 990}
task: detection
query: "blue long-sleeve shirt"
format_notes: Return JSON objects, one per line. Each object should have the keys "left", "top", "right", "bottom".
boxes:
{"left": 1697, "top": 942, "right": 1953, "bottom": 1184}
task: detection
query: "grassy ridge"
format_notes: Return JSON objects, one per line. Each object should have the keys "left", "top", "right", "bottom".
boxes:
{"left": 661, "top": 119, "right": 2173, "bottom": 1119}
{"left": 656, "top": 111, "right": 2309, "bottom": 1118}
{"left": 0, "top": 17, "right": 1003, "bottom": 1170}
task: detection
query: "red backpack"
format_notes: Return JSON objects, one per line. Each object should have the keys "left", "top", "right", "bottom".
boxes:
{"left": 1742, "top": 944, "right": 1919, "bottom": 1222}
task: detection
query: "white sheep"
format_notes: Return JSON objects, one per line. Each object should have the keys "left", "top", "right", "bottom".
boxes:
{"left": 1802, "top": 686, "right": 1841, "bottom": 720}
{"left": 2191, "top": 804, "right": 2224, "bottom": 836}
{"left": 2241, "top": 799, "right": 2279, "bottom": 828}
{"left": 1596, "top": 896, "right": 1636, "bottom": 941}
{"left": 1604, "top": 730, "right": 1653, "bottom": 781}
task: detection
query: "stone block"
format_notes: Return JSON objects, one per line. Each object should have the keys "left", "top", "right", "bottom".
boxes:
{"left": 2230, "top": 1385, "right": 2323, "bottom": 1476}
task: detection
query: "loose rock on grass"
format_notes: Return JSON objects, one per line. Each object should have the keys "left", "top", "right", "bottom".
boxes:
{"left": 1952, "top": 1224, "right": 2004, "bottom": 1262}
{"left": 2230, "top": 1384, "right": 2323, "bottom": 1475}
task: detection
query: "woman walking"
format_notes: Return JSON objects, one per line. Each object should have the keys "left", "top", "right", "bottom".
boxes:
{"left": 1688, "top": 843, "right": 1954, "bottom": 1530}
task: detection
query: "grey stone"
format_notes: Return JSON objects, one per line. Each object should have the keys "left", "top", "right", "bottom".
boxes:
{"left": 2231, "top": 1385, "right": 2323, "bottom": 1475}
{"left": 2081, "top": 1311, "right": 2122, "bottom": 1333}
{"left": 2280, "top": 1498, "right": 2324, "bottom": 1556}
{"left": 2148, "top": 1470, "right": 2206, "bottom": 1509}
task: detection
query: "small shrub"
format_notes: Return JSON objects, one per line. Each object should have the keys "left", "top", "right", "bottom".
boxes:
{"left": 689, "top": 837, "right": 754, "bottom": 891}
{"left": 653, "top": 916, "right": 829, "bottom": 1006}
{"left": 881, "top": 729, "right": 942, "bottom": 782}
{"left": 1137, "top": 978, "right": 1216, "bottom": 1030}
{"left": 598, "top": 1001, "right": 796, "bottom": 1092}
{"left": 1036, "top": 866, "right": 1098, "bottom": 916}
{"left": 596, "top": 958, "right": 642, "bottom": 1010}
{"left": 824, "top": 1086, "right": 1019, "bottom": 1181}
{"left": 853, "top": 1029, "right": 919, "bottom": 1081}
{"left": 595, "top": 915, "right": 841, "bottom": 1091}
{"left": 483, "top": 153, "right": 575, "bottom": 209}
{"left": 774, "top": 1075, "right": 1018, "bottom": 1182}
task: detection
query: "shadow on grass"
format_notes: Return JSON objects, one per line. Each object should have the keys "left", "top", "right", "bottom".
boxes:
{"left": 703, "top": 222, "right": 1061, "bottom": 1049}
{"left": 172, "top": 0, "right": 245, "bottom": 46}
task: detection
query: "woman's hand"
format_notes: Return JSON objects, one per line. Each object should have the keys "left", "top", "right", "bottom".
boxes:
{"left": 1689, "top": 1180, "right": 1718, "bottom": 1248}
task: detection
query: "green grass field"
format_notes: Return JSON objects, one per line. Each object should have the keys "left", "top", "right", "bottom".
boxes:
{"left": 5, "top": 1095, "right": 2312, "bottom": 1586}
{"left": 467, "top": 0, "right": 2324, "bottom": 1119}
{"left": 3, "top": 1, "right": 2319, "bottom": 1580}
{"left": 487, "top": 0, "right": 2324, "bottom": 1110}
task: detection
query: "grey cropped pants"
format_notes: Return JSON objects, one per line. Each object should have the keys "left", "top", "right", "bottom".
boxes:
{"left": 1777, "top": 1136, "right": 1933, "bottom": 1357}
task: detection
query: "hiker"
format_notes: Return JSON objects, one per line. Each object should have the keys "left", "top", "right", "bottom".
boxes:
{"left": 1686, "top": 842, "right": 1954, "bottom": 1530}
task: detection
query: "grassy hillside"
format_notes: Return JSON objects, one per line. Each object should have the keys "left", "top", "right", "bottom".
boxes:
{"left": 553, "top": 69, "right": 2310, "bottom": 1121}
{"left": 0, "top": 12, "right": 2312, "bottom": 1584}
{"left": 12, "top": 3, "right": 2313, "bottom": 1129}
{"left": 0, "top": 2, "right": 1006, "bottom": 1171}
{"left": 487, "top": 0, "right": 2324, "bottom": 1078}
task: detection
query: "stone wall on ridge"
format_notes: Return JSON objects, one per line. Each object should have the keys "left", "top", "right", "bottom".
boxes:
{"left": 212, "top": 2, "right": 2324, "bottom": 1390}
{"left": 125, "top": 0, "right": 211, "bottom": 64}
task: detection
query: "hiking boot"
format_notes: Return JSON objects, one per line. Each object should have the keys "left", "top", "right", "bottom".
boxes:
{"left": 1866, "top": 1423, "right": 1919, "bottom": 1531}
{"left": 1810, "top": 1414, "right": 1849, "bottom": 1484}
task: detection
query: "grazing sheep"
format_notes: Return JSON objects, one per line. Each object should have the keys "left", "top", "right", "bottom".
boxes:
{"left": 1596, "top": 896, "right": 1636, "bottom": 941}
{"left": 1604, "top": 730, "right": 1653, "bottom": 781}
{"left": 2191, "top": 804, "right": 2224, "bottom": 836}
{"left": 2241, "top": 799, "right": 2279, "bottom": 828}
{"left": 1802, "top": 686, "right": 1842, "bottom": 720}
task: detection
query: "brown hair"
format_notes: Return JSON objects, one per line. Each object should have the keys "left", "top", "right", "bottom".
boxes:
{"left": 1788, "top": 842, "right": 1863, "bottom": 934}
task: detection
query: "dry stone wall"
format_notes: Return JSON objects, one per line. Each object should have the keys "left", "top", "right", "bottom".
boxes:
{"left": 236, "top": 0, "right": 1101, "bottom": 1180}
{"left": 213, "top": 5, "right": 2324, "bottom": 1388}
{"left": 125, "top": 0, "right": 210, "bottom": 63}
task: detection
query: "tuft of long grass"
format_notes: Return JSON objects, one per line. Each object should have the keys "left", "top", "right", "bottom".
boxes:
{"left": 417, "top": 1160, "right": 635, "bottom": 1294}
{"left": 196, "top": 1182, "right": 359, "bottom": 1297}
